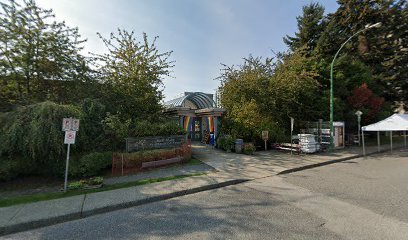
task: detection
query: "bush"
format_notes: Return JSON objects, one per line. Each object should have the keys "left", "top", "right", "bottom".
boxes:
{"left": 78, "top": 99, "right": 107, "bottom": 152}
{"left": 218, "top": 135, "right": 235, "bottom": 152}
{"left": 0, "top": 101, "right": 82, "bottom": 176}
{"left": 68, "top": 176, "right": 104, "bottom": 190}
{"left": 243, "top": 143, "right": 256, "bottom": 155}
{"left": 102, "top": 116, "right": 185, "bottom": 151}
{"left": 78, "top": 152, "right": 112, "bottom": 177}
{"left": 0, "top": 158, "right": 17, "bottom": 181}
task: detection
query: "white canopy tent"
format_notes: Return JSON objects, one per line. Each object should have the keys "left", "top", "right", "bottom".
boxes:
{"left": 361, "top": 114, "right": 408, "bottom": 155}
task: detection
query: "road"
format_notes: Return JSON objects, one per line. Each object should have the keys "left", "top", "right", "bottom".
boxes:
{"left": 2, "top": 149, "right": 408, "bottom": 240}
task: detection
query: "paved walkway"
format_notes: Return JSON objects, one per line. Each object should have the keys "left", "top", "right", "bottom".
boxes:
{"left": 192, "top": 142, "right": 407, "bottom": 180}
{"left": 1, "top": 142, "right": 406, "bottom": 236}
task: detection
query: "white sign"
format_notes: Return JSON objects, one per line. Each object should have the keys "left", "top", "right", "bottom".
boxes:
{"left": 62, "top": 118, "right": 72, "bottom": 131}
{"left": 72, "top": 119, "right": 80, "bottom": 131}
{"left": 290, "top": 117, "right": 294, "bottom": 132}
{"left": 64, "top": 131, "right": 76, "bottom": 144}
{"left": 262, "top": 130, "right": 269, "bottom": 140}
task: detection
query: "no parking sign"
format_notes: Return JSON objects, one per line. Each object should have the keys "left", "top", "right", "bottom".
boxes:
{"left": 62, "top": 117, "right": 80, "bottom": 192}
{"left": 64, "top": 130, "right": 76, "bottom": 144}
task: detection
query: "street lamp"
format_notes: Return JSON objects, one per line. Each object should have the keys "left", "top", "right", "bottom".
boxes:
{"left": 329, "top": 22, "right": 381, "bottom": 151}
{"left": 355, "top": 110, "right": 363, "bottom": 146}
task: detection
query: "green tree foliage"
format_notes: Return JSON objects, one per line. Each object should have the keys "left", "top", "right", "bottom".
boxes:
{"left": 0, "top": 101, "right": 81, "bottom": 176}
{"left": 316, "top": 0, "right": 407, "bottom": 110}
{"left": 218, "top": 52, "right": 320, "bottom": 142}
{"left": 283, "top": 2, "right": 326, "bottom": 53}
{"left": 0, "top": 0, "right": 92, "bottom": 110}
{"left": 93, "top": 29, "right": 174, "bottom": 121}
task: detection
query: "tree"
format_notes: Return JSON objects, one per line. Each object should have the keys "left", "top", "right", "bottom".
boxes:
{"left": 0, "top": 0, "right": 91, "bottom": 110}
{"left": 283, "top": 2, "right": 326, "bottom": 53}
{"left": 315, "top": 0, "right": 408, "bottom": 110}
{"left": 347, "top": 83, "right": 385, "bottom": 123}
{"left": 218, "top": 51, "right": 320, "bottom": 142}
{"left": 93, "top": 29, "right": 174, "bottom": 121}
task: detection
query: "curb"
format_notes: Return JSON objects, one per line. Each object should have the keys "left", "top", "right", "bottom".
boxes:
{"left": 0, "top": 179, "right": 248, "bottom": 237}
{"left": 277, "top": 147, "right": 404, "bottom": 175}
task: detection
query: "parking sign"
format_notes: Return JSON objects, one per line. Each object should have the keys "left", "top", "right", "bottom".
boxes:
{"left": 64, "top": 131, "right": 76, "bottom": 144}
{"left": 62, "top": 118, "right": 72, "bottom": 131}
{"left": 72, "top": 119, "right": 80, "bottom": 131}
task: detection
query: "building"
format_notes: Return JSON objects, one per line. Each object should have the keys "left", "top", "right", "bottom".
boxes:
{"left": 164, "top": 92, "right": 225, "bottom": 142}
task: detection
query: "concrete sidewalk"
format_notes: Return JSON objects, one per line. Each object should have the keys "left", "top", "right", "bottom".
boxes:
{"left": 0, "top": 173, "right": 246, "bottom": 236}
{"left": 1, "top": 143, "right": 406, "bottom": 236}
{"left": 192, "top": 142, "right": 407, "bottom": 179}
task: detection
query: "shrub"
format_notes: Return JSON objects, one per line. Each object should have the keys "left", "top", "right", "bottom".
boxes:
{"left": 68, "top": 176, "right": 104, "bottom": 190}
{"left": 78, "top": 152, "right": 112, "bottom": 177}
{"left": 218, "top": 135, "right": 235, "bottom": 152}
{"left": 78, "top": 99, "right": 107, "bottom": 152}
{"left": 0, "top": 101, "right": 82, "bottom": 176}
{"left": 0, "top": 158, "right": 17, "bottom": 181}
{"left": 243, "top": 143, "right": 256, "bottom": 155}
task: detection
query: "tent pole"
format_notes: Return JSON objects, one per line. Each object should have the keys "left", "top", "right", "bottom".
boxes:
{"left": 362, "top": 130, "right": 366, "bottom": 156}
{"left": 377, "top": 131, "right": 380, "bottom": 152}
{"left": 390, "top": 131, "right": 393, "bottom": 153}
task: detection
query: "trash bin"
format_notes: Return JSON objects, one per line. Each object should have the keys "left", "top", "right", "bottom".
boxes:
{"left": 235, "top": 139, "right": 244, "bottom": 153}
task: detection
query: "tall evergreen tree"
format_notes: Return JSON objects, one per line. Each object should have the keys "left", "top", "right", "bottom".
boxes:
{"left": 316, "top": 0, "right": 408, "bottom": 110}
{"left": 283, "top": 2, "right": 326, "bottom": 53}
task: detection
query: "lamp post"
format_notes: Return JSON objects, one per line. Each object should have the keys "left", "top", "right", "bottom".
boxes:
{"left": 329, "top": 22, "right": 381, "bottom": 151}
{"left": 355, "top": 110, "right": 363, "bottom": 146}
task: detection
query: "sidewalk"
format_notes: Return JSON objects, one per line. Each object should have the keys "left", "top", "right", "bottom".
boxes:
{"left": 1, "top": 143, "right": 406, "bottom": 236}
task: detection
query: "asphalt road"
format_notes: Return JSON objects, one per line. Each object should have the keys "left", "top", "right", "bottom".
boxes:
{"left": 3, "top": 149, "right": 408, "bottom": 240}
{"left": 282, "top": 149, "right": 408, "bottom": 223}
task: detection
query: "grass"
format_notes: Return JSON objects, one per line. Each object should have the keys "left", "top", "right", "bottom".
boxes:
{"left": 0, "top": 172, "right": 206, "bottom": 208}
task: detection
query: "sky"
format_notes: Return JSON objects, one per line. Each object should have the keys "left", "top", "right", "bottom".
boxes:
{"left": 35, "top": 0, "right": 339, "bottom": 101}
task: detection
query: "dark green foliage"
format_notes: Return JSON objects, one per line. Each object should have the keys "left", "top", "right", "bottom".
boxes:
{"left": 0, "top": 102, "right": 81, "bottom": 176}
{"left": 132, "top": 120, "right": 185, "bottom": 137}
{"left": 102, "top": 114, "right": 185, "bottom": 150}
{"left": 78, "top": 99, "right": 108, "bottom": 152}
{"left": 0, "top": 0, "right": 92, "bottom": 108}
{"left": 284, "top": 2, "right": 326, "bottom": 52}
{"left": 217, "top": 135, "right": 235, "bottom": 152}
{"left": 315, "top": 0, "right": 408, "bottom": 110}
{"left": 0, "top": 158, "right": 17, "bottom": 181}
{"left": 76, "top": 152, "right": 112, "bottom": 177}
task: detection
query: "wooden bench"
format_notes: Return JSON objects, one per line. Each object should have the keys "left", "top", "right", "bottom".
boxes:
{"left": 141, "top": 156, "right": 182, "bottom": 169}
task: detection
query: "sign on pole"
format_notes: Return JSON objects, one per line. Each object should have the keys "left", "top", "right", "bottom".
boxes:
{"left": 290, "top": 117, "right": 294, "bottom": 132}
{"left": 72, "top": 119, "right": 80, "bottom": 131}
{"left": 62, "top": 118, "right": 72, "bottom": 131}
{"left": 262, "top": 131, "right": 269, "bottom": 140}
{"left": 62, "top": 117, "right": 79, "bottom": 192}
{"left": 262, "top": 130, "right": 269, "bottom": 150}
{"left": 64, "top": 131, "right": 76, "bottom": 144}
{"left": 290, "top": 117, "right": 294, "bottom": 155}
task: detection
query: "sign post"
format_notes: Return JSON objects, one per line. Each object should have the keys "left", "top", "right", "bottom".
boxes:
{"left": 262, "top": 131, "right": 268, "bottom": 151}
{"left": 290, "top": 117, "right": 294, "bottom": 155}
{"left": 62, "top": 118, "right": 79, "bottom": 192}
{"left": 355, "top": 110, "right": 363, "bottom": 146}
